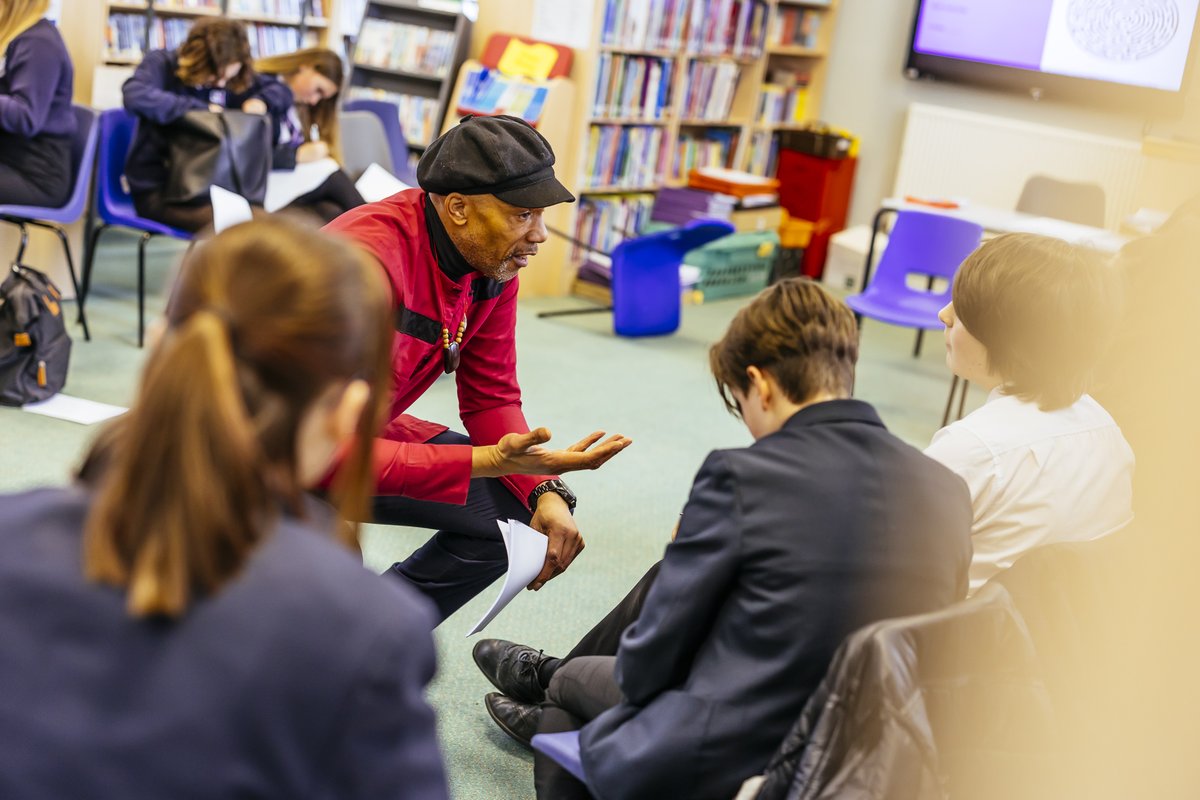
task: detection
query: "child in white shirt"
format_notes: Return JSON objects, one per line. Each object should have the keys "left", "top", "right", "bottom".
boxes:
{"left": 923, "top": 233, "right": 1134, "bottom": 593}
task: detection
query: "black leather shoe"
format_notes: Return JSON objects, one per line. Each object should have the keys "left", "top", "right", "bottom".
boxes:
{"left": 484, "top": 692, "right": 541, "bottom": 750}
{"left": 472, "top": 639, "right": 552, "bottom": 704}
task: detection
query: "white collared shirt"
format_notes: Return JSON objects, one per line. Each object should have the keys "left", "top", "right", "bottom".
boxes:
{"left": 925, "top": 388, "right": 1134, "bottom": 594}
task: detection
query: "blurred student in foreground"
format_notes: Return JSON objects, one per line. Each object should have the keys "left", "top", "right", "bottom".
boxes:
{"left": 0, "top": 218, "right": 447, "bottom": 799}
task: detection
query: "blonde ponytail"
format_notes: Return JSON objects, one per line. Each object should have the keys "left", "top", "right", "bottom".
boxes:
{"left": 0, "top": 0, "right": 50, "bottom": 53}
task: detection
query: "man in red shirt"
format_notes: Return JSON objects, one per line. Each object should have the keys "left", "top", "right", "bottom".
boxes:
{"left": 324, "top": 115, "right": 629, "bottom": 622}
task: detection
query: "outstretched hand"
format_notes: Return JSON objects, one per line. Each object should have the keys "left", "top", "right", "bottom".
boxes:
{"left": 472, "top": 428, "right": 632, "bottom": 478}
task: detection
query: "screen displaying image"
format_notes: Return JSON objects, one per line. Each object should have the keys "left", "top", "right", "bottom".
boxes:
{"left": 913, "top": 0, "right": 1199, "bottom": 91}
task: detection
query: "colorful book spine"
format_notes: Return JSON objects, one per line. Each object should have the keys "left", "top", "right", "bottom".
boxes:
{"left": 681, "top": 61, "right": 740, "bottom": 121}
{"left": 347, "top": 86, "right": 441, "bottom": 147}
{"left": 592, "top": 54, "right": 673, "bottom": 120}
{"left": 356, "top": 19, "right": 457, "bottom": 78}
{"left": 601, "top": 0, "right": 688, "bottom": 49}
{"left": 583, "top": 125, "right": 667, "bottom": 189}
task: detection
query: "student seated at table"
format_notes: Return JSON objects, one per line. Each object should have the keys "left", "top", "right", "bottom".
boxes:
{"left": 498, "top": 279, "right": 974, "bottom": 800}
{"left": 0, "top": 0, "right": 76, "bottom": 207}
{"left": 924, "top": 232, "right": 1134, "bottom": 593}
{"left": 0, "top": 218, "right": 448, "bottom": 799}
{"left": 255, "top": 48, "right": 366, "bottom": 223}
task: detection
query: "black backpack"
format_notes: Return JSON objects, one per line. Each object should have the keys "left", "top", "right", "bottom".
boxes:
{"left": 0, "top": 264, "right": 72, "bottom": 406}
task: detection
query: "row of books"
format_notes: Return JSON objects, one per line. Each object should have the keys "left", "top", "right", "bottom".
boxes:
{"left": 571, "top": 193, "right": 656, "bottom": 285}
{"left": 769, "top": 7, "right": 822, "bottom": 49}
{"left": 458, "top": 67, "right": 549, "bottom": 124}
{"left": 600, "top": 0, "right": 688, "bottom": 51}
{"left": 107, "top": 14, "right": 191, "bottom": 59}
{"left": 592, "top": 54, "right": 673, "bottom": 120}
{"left": 583, "top": 125, "right": 668, "bottom": 189}
{"left": 650, "top": 186, "right": 736, "bottom": 226}
{"left": 756, "top": 84, "right": 809, "bottom": 125}
{"left": 671, "top": 129, "right": 736, "bottom": 180}
{"left": 680, "top": 60, "right": 741, "bottom": 121}
{"left": 743, "top": 130, "right": 779, "bottom": 177}
{"left": 246, "top": 23, "right": 315, "bottom": 57}
{"left": 354, "top": 19, "right": 457, "bottom": 78}
{"left": 145, "top": 0, "right": 221, "bottom": 11}
{"left": 685, "top": 0, "right": 768, "bottom": 58}
{"left": 347, "top": 86, "right": 442, "bottom": 147}
{"left": 228, "top": 0, "right": 326, "bottom": 18}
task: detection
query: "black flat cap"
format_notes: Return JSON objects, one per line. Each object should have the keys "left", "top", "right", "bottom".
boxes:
{"left": 417, "top": 114, "right": 575, "bottom": 208}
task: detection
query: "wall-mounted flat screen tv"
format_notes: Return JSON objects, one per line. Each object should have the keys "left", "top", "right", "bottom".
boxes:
{"left": 905, "top": 0, "right": 1200, "bottom": 112}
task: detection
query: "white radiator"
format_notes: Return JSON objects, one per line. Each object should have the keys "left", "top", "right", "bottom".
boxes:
{"left": 893, "top": 103, "right": 1144, "bottom": 230}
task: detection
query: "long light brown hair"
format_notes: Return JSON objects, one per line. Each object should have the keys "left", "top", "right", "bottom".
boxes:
{"left": 255, "top": 48, "right": 345, "bottom": 162}
{"left": 0, "top": 0, "right": 48, "bottom": 53}
{"left": 81, "top": 218, "right": 392, "bottom": 618}
{"left": 175, "top": 18, "right": 255, "bottom": 93}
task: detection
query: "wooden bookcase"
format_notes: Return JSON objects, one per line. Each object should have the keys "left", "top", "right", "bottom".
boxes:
{"left": 101, "top": 0, "right": 334, "bottom": 65}
{"left": 345, "top": 0, "right": 472, "bottom": 151}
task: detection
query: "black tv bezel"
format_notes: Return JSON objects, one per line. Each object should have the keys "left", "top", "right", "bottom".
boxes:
{"left": 903, "top": 0, "right": 1200, "bottom": 116}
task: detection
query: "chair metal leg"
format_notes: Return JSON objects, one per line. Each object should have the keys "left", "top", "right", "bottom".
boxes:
{"left": 48, "top": 224, "right": 90, "bottom": 342}
{"left": 13, "top": 222, "right": 29, "bottom": 265}
{"left": 913, "top": 329, "right": 925, "bottom": 357}
{"left": 941, "top": 376, "right": 971, "bottom": 427}
{"left": 80, "top": 223, "right": 109, "bottom": 307}
{"left": 138, "top": 232, "right": 151, "bottom": 348}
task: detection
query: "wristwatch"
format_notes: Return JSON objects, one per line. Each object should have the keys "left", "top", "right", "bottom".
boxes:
{"left": 527, "top": 479, "right": 577, "bottom": 514}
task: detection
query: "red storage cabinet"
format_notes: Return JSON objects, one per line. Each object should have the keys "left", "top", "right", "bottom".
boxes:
{"left": 775, "top": 149, "right": 857, "bottom": 279}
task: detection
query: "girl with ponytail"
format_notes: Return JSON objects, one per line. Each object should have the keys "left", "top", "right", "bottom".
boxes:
{"left": 0, "top": 217, "right": 450, "bottom": 799}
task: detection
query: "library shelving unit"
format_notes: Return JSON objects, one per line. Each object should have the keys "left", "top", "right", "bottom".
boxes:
{"left": 346, "top": 0, "right": 472, "bottom": 152}
{"left": 102, "top": 0, "right": 333, "bottom": 65}
{"left": 562, "top": 0, "right": 841, "bottom": 295}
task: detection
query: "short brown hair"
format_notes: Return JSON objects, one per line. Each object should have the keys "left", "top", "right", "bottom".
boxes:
{"left": 710, "top": 278, "right": 859, "bottom": 416}
{"left": 952, "top": 233, "right": 1120, "bottom": 411}
{"left": 82, "top": 218, "right": 392, "bottom": 618}
{"left": 176, "top": 18, "right": 254, "bottom": 93}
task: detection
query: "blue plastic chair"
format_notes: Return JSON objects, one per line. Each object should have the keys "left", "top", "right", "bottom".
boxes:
{"left": 80, "top": 108, "right": 193, "bottom": 347}
{"left": 611, "top": 219, "right": 735, "bottom": 337}
{"left": 846, "top": 209, "right": 983, "bottom": 355}
{"left": 530, "top": 730, "right": 586, "bottom": 783}
{"left": 0, "top": 105, "right": 98, "bottom": 341}
{"left": 343, "top": 98, "right": 416, "bottom": 185}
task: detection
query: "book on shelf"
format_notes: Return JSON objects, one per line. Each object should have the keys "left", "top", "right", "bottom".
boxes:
{"left": 756, "top": 83, "right": 809, "bottom": 124}
{"left": 355, "top": 18, "right": 458, "bottom": 78}
{"left": 592, "top": 53, "right": 673, "bottom": 120}
{"left": 685, "top": 0, "right": 767, "bottom": 57}
{"left": 151, "top": 0, "right": 223, "bottom": 11}
{"left": 583, "top": 125, "right": 668, "bottom": 190}
{"left": 571, "top": 193, "right": 656, "bottom": 264}
{"left": 744, "top": 130, "right": 779, "bottom": 177}
{"left": 769, "top": 6, "right": 821, "bottom": 49}
{"left": 458, "top": 66, "right": 549, "bottom": 124}
{"left": 680, "top": 60, "right": 741, "bottom": 121}
{"left": 227, "top": 0, "right": 325, "bottom": 19}
{"left": 347, "top": 86, "right": 441, "bottom": 147}
{"left": 599, "top": 0, "right": 688, "bottom": 51}
{"left": 673, "top": 128, "right": 737, "bottom": 179}
{"left": 246, "top": 23, "right": 315, "bottom": 57}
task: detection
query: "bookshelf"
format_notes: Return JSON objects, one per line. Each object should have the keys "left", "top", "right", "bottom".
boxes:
{"left": 568, "top": 0, "right": 841, "bottom": 291}
{"left": 345, "top": 0, "right": 472, "bottom": 151}
{"left": 102, "top": 0, "right": 334, "bottom": 65}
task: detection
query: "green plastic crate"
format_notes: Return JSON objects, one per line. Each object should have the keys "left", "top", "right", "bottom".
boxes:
{"left": 684, "top": 230, "right": 779, "bottom": 301}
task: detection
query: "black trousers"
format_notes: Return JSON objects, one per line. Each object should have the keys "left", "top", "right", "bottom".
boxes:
{"left": 533, "top": 561, "right": 664, "bottom": 799}
{"left": 373, "top": 430, "right": 533, "bottom": 624}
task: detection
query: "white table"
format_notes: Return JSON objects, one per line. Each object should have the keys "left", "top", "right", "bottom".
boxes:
{"left": 880, "top": 197, "right": 1131, "bottom": 254}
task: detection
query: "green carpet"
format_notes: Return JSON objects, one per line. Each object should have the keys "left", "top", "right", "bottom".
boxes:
{"left": 0, "top": 231, "right": 984, "bottom": 798}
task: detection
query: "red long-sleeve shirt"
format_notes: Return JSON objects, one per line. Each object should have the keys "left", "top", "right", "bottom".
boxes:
{"left": 323, "top": 189, "right": 554, "bottom": 506}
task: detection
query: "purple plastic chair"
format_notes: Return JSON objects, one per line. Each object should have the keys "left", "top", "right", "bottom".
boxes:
{"left": 846, "top": 209, "right": 983, "bottom": 353}
{"left": 80, "top": 108, "right": 193, "bottom": 348}
{"left": 530, "top": 730, "right": 586, "bottom": 783}
{"left": 0, "top": 104, "right": 98, "bottom": 341}
{"left": 343, "top": 98, "right": 417, "bottom": 185}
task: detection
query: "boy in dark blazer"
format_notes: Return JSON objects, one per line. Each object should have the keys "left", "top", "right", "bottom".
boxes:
{"left": 481, "top": 279, "right": 973, "bottom": 800}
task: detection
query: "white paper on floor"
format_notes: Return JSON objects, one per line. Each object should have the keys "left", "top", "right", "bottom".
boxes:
{"left": 21, "top": 394, "right": 127, "bottom": 425}
{"left": 467, "top": 519, "right": 549, "bottom": 637}
{"left": 210, "top": 185, "right": 254, "bottom": 234}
